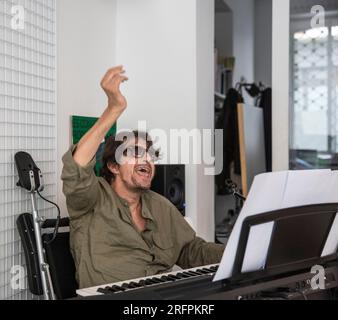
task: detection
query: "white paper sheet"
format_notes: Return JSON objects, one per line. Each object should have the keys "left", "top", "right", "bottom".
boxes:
{"left": 321, "top": 213, "right": 338, "bottom": 257}
{"left": 281, "top": 169, "right": 331, "bottom": 208}
{"left": 324, "top": 170, "right": 338, "bottom": 203}
{"left": 241, "top": 222, "right": 275, "bottom": 273}
{"left": 213, "top": 169, "right": 338, "bottom": 282}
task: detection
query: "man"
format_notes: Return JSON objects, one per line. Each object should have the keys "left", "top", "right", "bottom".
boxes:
{"left": 61, "top": 66, "right": 225, "bottom": 289}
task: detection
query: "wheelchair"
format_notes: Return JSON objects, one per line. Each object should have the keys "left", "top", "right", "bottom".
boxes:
{"left": 16, "top": 214, "right": 78, "bottom": 300}
{"left": 15, "top": 151, "right": 78, "bottom": 300}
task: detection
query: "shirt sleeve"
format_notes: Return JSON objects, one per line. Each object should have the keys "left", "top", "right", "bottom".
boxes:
{"left": 177, "top": 237, "right": 225, "bottom": 270}
{"left": 170, "top": 205, "right": 225, "bottom": 269}
{"left": 61, "top": 145, "right": 99, "bottom": 219}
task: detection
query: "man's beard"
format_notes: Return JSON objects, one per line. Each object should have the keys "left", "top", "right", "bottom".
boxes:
{"left": 123, "top": 175, "right": 152, "bottom": 192}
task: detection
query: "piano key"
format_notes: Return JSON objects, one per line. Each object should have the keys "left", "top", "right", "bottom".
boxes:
{"left": 127, "top": 282, "right": 141, "bottom": 288}
{"left": 117, "top": 285, "right": 128, "bottom": 291}
{"left": 181, "top": 272, "right": 194, "bottom": 277}
{"left": 196, "top": 269, "right": 210, "bottom": 274}
{"left": 138, "top": 280, "right": 146, "bottom": 286}
{"left": 105, "top": 286, "right": 119, "bottom": 292}
{"left": 160, "top": 275, "right": 170, "bottom": 281}
{"left": 192, "top": 270, "right": 205, "bottom": 275}
{"left": 167, "top": 275, "right": 180, "bottom": 281}
{"left": 97, "top": 287, "right": 110, "bottom": 294}
{"left": 145, "top": 279, "right": 157, "bottom": 285}
{"left": 183, "top": 271, "right": 199, "bottom": 276}
{"left": 105, "top": 285, "right": 125, "bottom": 293}
{"left": 151, "top": 277, "right": 164, "bottom": 283}
{"left": 175, "top": 273, "right": 189, "bottom": 279}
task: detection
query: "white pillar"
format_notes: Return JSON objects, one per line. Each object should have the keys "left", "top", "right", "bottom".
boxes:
{"left": 272, "top": 0, "right": 290, "bottom": 171}
{"left": 196, "top": 0, "right": 215, "bottom": 241}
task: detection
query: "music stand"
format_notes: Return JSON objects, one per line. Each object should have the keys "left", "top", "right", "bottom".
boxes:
{"left": 226, "top": 203, "right": 338, "bottom": 285}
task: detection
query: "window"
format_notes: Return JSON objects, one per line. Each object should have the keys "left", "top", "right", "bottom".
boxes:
{"left": 290, "top": 16, "right": 338, "bottom": 169}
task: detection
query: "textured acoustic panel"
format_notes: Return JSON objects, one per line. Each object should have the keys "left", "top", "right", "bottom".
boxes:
{"left": 0, "top": 0, "right": 56, "bottom": 300}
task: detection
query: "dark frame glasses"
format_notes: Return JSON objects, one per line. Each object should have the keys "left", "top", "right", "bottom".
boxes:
{"left": 122, "top": 145, "right": 161, "bottom": 162}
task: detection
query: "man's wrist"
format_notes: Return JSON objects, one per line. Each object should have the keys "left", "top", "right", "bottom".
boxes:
{"left": 106, "top": 104, "right": 126, "bottom": 115}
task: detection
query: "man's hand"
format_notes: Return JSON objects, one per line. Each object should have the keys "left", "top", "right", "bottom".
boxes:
{"left": 101, "top": 66, "right": 129, "bottom": 111}
{"left": 73, "top": 66, "right": 128, "bottom": 167}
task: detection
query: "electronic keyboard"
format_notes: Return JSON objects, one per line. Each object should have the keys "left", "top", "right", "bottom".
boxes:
{"left": 76, "top": 263, "right": 338, "bottom": 300}
{"left": 76, "top": 264, "right": 219, "bottom": 297}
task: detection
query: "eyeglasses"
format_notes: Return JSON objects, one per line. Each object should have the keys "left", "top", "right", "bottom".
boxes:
{"left": 122, "top": 146, "right": 160, "bottom": 161}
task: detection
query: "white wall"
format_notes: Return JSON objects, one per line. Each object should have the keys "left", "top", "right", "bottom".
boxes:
{"left": 272, "top": 0, "right": 290, "bottom": 171}
{"left": 57, "top": 0, "right": 117, "bottom": 214}
{"left": 115, "top": 0, "right": 215, "bottom": 240}
{"left": 115, "top": 0, "right": 196, "bottom": 131}
{"left": 225, "top": 0, "right": 255, "bottom": 84}
{"left": 215, "top": 12, "right": 233, "bottom": 58}
{"left": 254, "top": 0, "right": 272, "bottom": 86}
{"left": 217, "top": 0, "right": 272, "bottom": 89}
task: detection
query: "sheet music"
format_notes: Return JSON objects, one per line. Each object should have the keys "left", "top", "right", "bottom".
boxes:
{"left": 241, "top": 222, "right": 274, "bottom": 273}
{"left": 321, "top": 213, "right": 338, "bottom": 257}
{"left": 213, "top": 170, "right": 288, "bottom": 281}
{"left": 213, "top": 169, "right": 338, "bottom": 282}
{"left": 281, "top": 169, "right": 331, "bottom": 207}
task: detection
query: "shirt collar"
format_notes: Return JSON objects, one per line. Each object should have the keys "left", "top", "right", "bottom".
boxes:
{"left": 140, "top": 192, "right": 155, "bottom": 222}
{"left": 112, "top": 188, "right": 155, "bottom": 222}
{"left": 111, "top": 188, "right": 129, "bottom": 210}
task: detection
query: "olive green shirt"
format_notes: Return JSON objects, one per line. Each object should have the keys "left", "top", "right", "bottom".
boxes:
{"left": 61, "top": 145, "right": 225, "bottom": 289}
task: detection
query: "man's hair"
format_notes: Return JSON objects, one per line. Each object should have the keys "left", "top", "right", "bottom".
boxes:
{"left": 100, "top": 130, "right": 156, "bottom": 184}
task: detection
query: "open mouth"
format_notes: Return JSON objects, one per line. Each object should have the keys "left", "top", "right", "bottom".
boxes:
{"left": 135, "top": 165, "right": 152, "bottom": 178}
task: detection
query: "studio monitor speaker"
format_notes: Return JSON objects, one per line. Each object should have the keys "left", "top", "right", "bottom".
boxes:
{"left": 151, "top": 165, "right": 185, "bottom": 216}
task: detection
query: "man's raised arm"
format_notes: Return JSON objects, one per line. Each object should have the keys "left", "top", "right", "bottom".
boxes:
{"left": 73, "top": 66, "right": 128, "bottom": 167}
